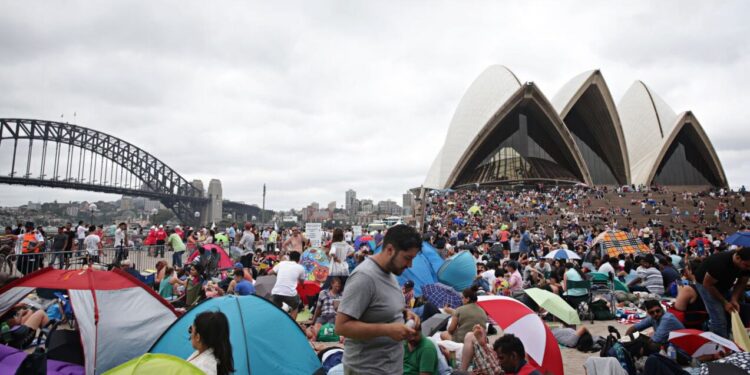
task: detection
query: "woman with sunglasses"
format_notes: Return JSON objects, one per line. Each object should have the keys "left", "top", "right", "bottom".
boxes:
{"left": 187, "top": 311, "right": 234, "bottom": 375}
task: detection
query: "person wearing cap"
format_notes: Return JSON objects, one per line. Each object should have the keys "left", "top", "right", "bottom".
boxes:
{"left": 17, "top": 222, "right": 42, "bottom": 275}
{"left": 155, "top": 225, "right": 167, "bottom": 258}
{"left": 229, "top": 269, "right": 255, "bottom": 296}
{"left": 628, "top": 254, "right": 664, "bottom": 295}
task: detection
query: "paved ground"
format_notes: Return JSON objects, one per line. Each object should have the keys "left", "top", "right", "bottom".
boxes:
{"left": 486, "top": 319, "right": 630, "bottom": 374}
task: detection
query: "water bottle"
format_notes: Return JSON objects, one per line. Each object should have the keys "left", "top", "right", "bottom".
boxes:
{"left": 666, "top": 344, "right": 676, "bottom": 360}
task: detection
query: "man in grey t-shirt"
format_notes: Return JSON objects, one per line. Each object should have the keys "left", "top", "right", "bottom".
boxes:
{"left": 336, "top": 225, "right": 422, "bottom": 375}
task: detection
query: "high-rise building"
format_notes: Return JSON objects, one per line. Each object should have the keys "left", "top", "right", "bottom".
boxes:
{"left": 327, "top": 201, "right": 337, "bottom": 212}
{"left": 144, "top": 199, "right": 161, "bottom": 213}
{"left": 120, "top": 196, "right": 133, "bottom": 210}
{"left": 345, "top": 189, "right": 357, "bottom": 215}
{"left": 377, "top": 200, "right": 400, "bottom": 215}
{"left": 359, "top": 199, "right": 374, "bottom": 213}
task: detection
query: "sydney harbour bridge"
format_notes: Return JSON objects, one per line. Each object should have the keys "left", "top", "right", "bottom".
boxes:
{"left": 0, "top": 118, "right": 264, "bottom": 226}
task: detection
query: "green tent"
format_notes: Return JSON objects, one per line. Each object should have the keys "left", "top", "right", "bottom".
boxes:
{"left": 104, "top": 353, "right": 204, "bottom": 375}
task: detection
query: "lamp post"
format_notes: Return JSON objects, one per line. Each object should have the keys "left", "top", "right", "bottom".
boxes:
{"left": 89, "top": 203, "right": 97, "bottom": 225}
{"left": 194, "top": 211, "right": 200, "bottom": 227}
{"left": 150, "top": 208, "right": 158, "bottom": 225}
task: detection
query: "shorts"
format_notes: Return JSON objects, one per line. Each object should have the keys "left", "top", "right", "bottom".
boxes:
{"left": 316, "top": 314, "right": 336, "bottom": 325}
{"left": 272, "top": 294, "right": 300, "bottom": 311}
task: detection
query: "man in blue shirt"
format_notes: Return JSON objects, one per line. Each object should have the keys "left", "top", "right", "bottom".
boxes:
{"left": 626, "top": 299, "right": 684, "bottom": 352}
{"left": 232, "top": 269, "right": 255, "bottom": 296}
{"left": 518, "top": 226, "right": 531, "bottom": 256}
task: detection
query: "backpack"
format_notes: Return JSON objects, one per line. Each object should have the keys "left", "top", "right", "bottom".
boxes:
{"left": 590, "top": 299, "right": 615, "bottom": 320}
{"left": 600, "top": 326, "right": 636, "bottom": 375}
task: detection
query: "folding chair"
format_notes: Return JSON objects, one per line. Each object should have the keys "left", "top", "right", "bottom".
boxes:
{"left": 564, "top": 279, "right": 593, "bottom": 322}
{"left": 588, "top": 272, "right": 617, "bottom": 316}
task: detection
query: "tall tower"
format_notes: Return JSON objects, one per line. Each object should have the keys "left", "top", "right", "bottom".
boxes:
{"left": 207, "top": 179, "right": 223, "bottom": 225}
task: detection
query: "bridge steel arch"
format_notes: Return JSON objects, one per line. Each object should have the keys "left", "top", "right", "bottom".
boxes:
{"left": 0, "top": 118, "right": 208, "bottom": 225}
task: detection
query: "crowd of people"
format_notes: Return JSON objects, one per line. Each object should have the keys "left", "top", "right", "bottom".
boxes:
{"left": 1, "top": 185, "right": 749, "bottom": 374}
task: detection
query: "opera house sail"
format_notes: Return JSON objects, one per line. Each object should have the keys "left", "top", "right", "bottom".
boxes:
{"left": 425, "top": 66, "right": 728, "bottom": 189}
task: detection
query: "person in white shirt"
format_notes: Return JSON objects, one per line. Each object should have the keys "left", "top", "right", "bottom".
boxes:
{"left": 328, "top": 228, "right": 354, "bottom": 277}
{"left": 597, "top": 256, "right": 618, "bottom": 278}
{"left": 76, "top": 221, "right": 86, "bottom": 254}
{"left": 114, "top": 222, "right": 128, "bottom": 265}
{"left": 187, "top": 311, "right": 234, "bottom": 375}
{"left": 269, "top": 251, "right": 306, "bottom": 320}
{"left": 83, "top": 225, "right": 102, "bottom": 265}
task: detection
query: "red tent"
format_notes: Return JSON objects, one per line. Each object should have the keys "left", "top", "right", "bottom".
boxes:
{"left": 187, "top": 244, "right": 234, "bottom": 269}
{"left": 0, "top": 267, "right": 178, "bottom": 374}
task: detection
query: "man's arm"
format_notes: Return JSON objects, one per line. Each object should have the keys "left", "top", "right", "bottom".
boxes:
{"left": 730, "top": 276, "right": 749, "bottom": 307}
{"left": 625, "top": 316, "right": 652, "bottom": 336}
{"left": 335, "top": 312, "right": 413, "bottom": 341}
{"left": 703, "top": 273, "right": 735, "bottom": 312}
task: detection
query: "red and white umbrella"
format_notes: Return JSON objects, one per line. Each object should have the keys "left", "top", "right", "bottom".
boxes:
{"left": 669, "top": 329, "right": 742, "bottom": 358}
{"left": 477, "top": 296, "right": 564, "bottom": 375}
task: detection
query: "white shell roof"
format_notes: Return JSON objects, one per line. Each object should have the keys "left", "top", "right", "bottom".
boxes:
{"left": 619, "top": 81, "right": 678, "bottom": 185}
{"left": 551, "top": 70, "right": 596, "bottom": 115}
{"left": 424, "top": 65, "right": 522, "bottom": 188}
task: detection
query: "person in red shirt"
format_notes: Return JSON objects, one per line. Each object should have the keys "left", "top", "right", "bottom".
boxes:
{"left": 144, "top": 226, "right": 157, "bottom": 246}
{"left": 175, "top": 225, "right": 184, "bottom": 241}
{"left": 155, "top": 225, "right": 167, "bottom": 258}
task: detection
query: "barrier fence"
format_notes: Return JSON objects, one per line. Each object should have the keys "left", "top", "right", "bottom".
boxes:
{"left": 3, "top": 246, "right": 197, "bottom": 277}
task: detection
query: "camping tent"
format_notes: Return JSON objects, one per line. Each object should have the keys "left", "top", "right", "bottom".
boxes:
{"left": 103, "top": 353, "right": 203, "bottom": 375}
{"left": 373, "top": 242, "right": 445, "bottom": 297}
{"left": 187, "top": 244, "right": 234, "bottom": 270}
{"left": 0, "top": 267, "right": 178, "bottom": 375}
{"left": 437, "top": 250, "right": 476, "bottom": 292}
{"left": 150, "top": 295, "right": 320, "bottom": 375}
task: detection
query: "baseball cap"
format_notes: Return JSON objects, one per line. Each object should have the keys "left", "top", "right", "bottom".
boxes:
{"left": 234, "top": 262, "right": 244, "bottom": 269}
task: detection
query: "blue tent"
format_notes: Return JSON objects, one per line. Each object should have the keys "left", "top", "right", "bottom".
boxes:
{"left": 437, "top": 250, "right": 477, "bottom": 292}
{"left": 374, "top": 242, "right": 444, "bottom": 297}
{"left": 150, "top": 295, "right": 320, "bottom": 375}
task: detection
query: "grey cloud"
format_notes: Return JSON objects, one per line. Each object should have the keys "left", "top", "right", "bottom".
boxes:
{"left": 1, "top": 1, "right": 749, "bottom": 209}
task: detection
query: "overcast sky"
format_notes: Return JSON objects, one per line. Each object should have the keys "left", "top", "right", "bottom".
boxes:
{"left": 0, "top": 1, "right": 748, "bottom": 210}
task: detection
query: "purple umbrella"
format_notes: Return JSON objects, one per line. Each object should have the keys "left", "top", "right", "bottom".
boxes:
{"left": 422, "top": 282, "right": 463, "bottom": 309}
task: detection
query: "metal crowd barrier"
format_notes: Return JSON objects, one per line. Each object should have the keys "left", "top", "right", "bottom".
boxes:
{"left": 4, "top": 245, "right": 197, "bottom": 277}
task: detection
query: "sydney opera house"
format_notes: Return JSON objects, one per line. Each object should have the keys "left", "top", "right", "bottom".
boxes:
{"left": 424, "top": 66, "right": 728, "bottom": 189}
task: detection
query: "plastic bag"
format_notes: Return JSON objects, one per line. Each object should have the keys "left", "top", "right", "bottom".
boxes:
{"left": 317, "top": 322, "right": 340, "bottom": 342}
